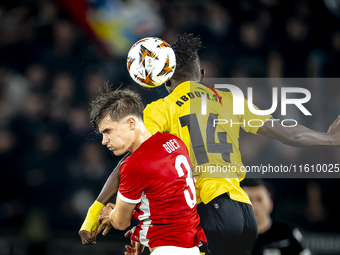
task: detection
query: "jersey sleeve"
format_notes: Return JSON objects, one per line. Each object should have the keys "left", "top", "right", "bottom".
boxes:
{"left": 144, "top": 100, "right": 170, "bottom": 134}
{"left": 239, "top": 98, "right": 272, "bottom": 134}
{"left": 118, "top": 156, "right": 148, "bottom": 204}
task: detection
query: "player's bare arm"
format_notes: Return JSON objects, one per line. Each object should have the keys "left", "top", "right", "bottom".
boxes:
{"left": 257, "top": 116, "right": 340, "bottom": 146}
{"left": 96, "top": 152, "right": 130, "bottom": 204}
{"left": 79, "top": 152, "right": 129, "bottom": 245}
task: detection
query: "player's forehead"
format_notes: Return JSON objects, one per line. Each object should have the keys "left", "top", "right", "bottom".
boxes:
{"left": 98, "top": 114, "right": 118, "bottom": 133}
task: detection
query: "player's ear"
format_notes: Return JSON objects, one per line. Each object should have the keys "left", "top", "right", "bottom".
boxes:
{"left": 127, "top": 117, "right": 136, "bottom": 130}
{"left": 200, "top": 69, "right": 205, "bottom": 82}
{"left": 165, "top": 80, "right": 172, "bottom": 93}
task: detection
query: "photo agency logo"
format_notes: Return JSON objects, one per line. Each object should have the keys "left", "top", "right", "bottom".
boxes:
{"left": 202, "top": 84, "right": 312, "bottom": 127}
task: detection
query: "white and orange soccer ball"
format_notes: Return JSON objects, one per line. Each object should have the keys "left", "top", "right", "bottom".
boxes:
{"left": 127, "top": 37, "right": 176, "bottom": 88}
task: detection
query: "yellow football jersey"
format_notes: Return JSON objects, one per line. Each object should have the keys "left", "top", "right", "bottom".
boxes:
{"left": 144, "top": 81, "right": 271, "bottom": 205}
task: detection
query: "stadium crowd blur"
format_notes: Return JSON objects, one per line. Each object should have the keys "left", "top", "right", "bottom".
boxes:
{"left": 1, "top": 0, "right": 340, "bottom": 254}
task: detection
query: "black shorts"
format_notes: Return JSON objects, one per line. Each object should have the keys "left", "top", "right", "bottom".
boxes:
{"left": 197, "top": 193, "right": 258, "bottom": 255}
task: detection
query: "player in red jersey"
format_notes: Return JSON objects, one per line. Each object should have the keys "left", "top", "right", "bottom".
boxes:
{"left": 89, "top": 88, "right": 206, "bottom": 254}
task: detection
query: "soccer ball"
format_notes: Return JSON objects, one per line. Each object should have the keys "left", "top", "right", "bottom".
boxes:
{"left": 127, "top": 37, "right": 176, "bottom": 88}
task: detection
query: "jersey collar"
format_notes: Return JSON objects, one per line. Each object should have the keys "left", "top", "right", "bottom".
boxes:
{"left": 172, "top": 81, "right": 200, "bottom": 94}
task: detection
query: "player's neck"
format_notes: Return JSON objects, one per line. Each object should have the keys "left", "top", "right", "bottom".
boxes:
{"left": 170, "top": 78, "right": 199, "bottom": 94}
{"left": 257, "top": 217, "right": 272, "bottom": 234}
{"left": 129, "top": 128, "right": 152, "bottom": 153}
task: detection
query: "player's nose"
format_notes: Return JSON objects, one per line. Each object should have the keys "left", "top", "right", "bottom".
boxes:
{"left": 102, "top": 134, "right": 109, "bottom": 145}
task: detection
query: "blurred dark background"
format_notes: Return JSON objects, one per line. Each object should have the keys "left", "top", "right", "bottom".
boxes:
{"left": 0, "top": 0, "right": 340, "bottom": 254}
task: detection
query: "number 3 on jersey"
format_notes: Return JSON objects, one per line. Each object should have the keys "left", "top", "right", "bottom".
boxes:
{"left": 175, "top": 155, "right": 196, "bottom": 208}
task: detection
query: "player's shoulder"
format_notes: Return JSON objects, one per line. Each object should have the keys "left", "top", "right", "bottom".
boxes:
{"left": 271, "top": 218, "right": 298, "bottom": 235}
{"left": 156, "top": 131, "right": 176, "bottom": 139}
{"left": 139, "top": 132, "right": 186, "bottom": 156}
{"left": 215, "top": 88, "right": 234, "bottom": 102}
{"left": 156, "top": 132, "right": 183, "bottom": 142}
{"left": 144, "top": 98, "right": 166, "bottom": 112}
{"left": 146, "top": 132, "right": 183, "bottom": 149}
{"left": 121, "top": 153, "right": 143, "bottom": 171}
{"left": 272, "top": 219, "right": 306, "bottom": 247}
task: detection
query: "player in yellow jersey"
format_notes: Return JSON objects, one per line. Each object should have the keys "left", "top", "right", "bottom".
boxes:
{"left": 144, "top": 80, "right": 271, "bottom": 206}
{"left": 79, "top": 34, "right": 340, "bottom": 255}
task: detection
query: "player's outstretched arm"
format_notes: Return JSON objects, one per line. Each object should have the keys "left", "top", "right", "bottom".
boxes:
{"left": 79, "top": 153, "right": 130, "bottom": 245}
{"left": 257, "top": 116, "right": 340, "bottom": 147}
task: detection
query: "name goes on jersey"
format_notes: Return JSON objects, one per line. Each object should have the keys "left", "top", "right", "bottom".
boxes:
{"left": 163, "top": 139, "right": 181, "bottom": 153}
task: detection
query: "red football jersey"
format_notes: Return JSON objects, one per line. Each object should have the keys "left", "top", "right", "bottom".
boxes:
{"left": 118, "top": 132, "right": 205, "bottom": 248}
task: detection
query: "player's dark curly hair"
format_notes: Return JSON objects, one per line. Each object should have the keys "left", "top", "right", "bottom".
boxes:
{"left": 241, "top": 179, "right": 275, "bottom": 200}
{"left": 90, "top": 85, "right": 144, "bottom": 133}
{"left": 171, "top": 33, "right": 203, "bottom": 81}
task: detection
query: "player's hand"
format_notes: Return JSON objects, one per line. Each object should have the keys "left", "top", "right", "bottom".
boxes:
{"left": 327, "top": 115, "right": 340, "bottom": 145}
{"left": 124, "top": 243, "right": 145, "bottom": 255}
{"left": 79, "top": 230, "right": 97, "bottom": 245}
{"left": 124, "top": 227, "right": 145, "bottom": 255}
{"left": 97, "top": 203, "right": 115, "bottom": 236}
{"left": 79, "top": 200, "right": 105, "bottom": 245}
